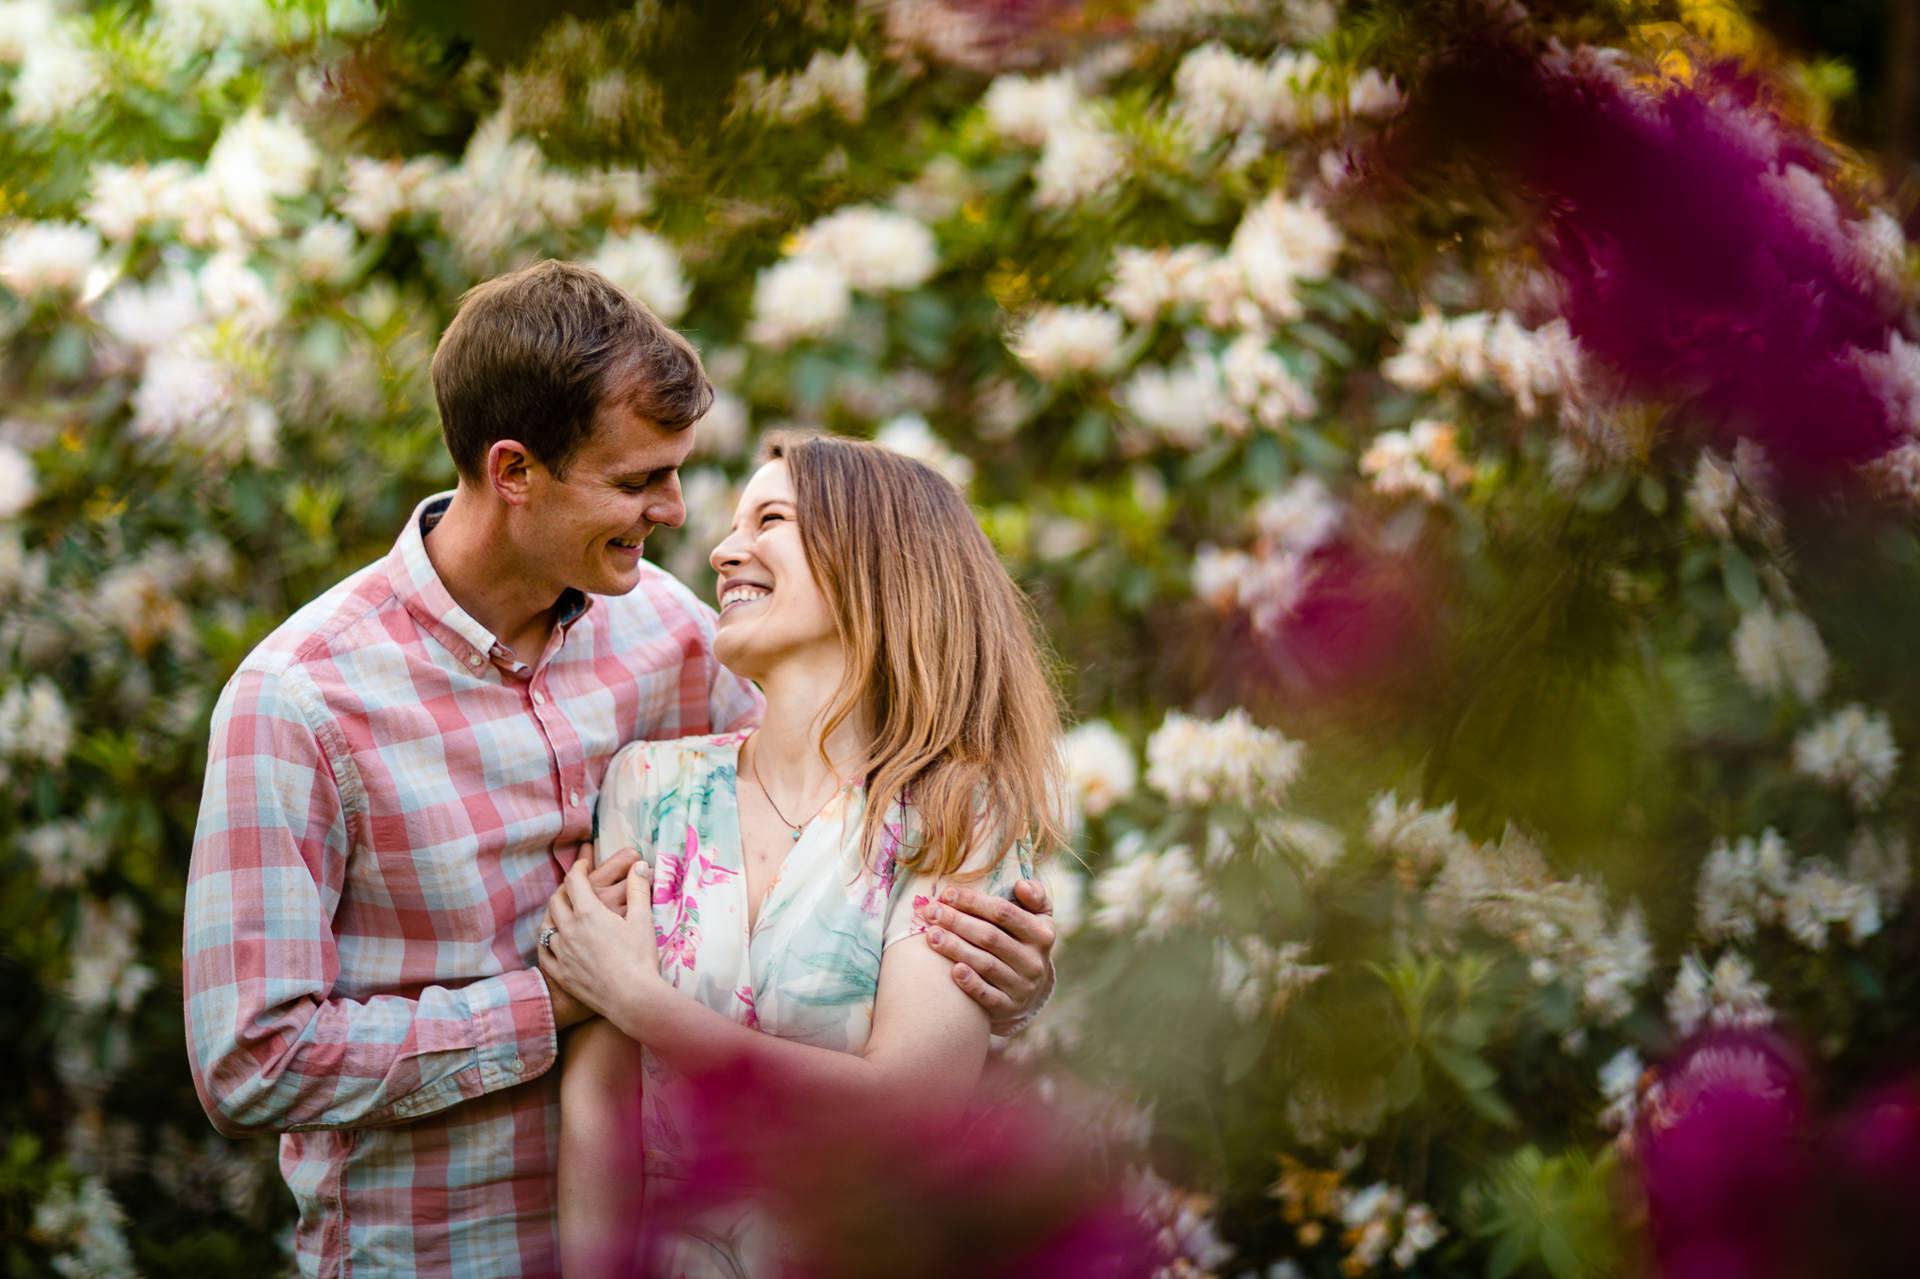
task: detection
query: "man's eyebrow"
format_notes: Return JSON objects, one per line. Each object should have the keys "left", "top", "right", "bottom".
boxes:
{"left": 611, "top": 464, "right": 675, "bottom": 484}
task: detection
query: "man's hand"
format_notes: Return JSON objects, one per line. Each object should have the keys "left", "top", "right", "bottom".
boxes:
{"left": 541, "top": 843, "right": 641, "bottom": 1029}
{"left": 914, "top": 878, "right": 1057, "bottom": 1036}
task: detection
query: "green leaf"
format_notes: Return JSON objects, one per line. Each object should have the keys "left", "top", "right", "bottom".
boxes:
{"left": 1539, "top": 1223, "right": 1581, "bottom": 1279}
{"left": 1576, "top": 471, "right": 1629, "bottom": 513}
{"left": 1222, "top": 1015, "right": 1272, "bottom": 1083}
{"left": 1488, "top": 1228, "right": 1531, "bottom": 1279}
{"left": 1386, "top": 1048, "right": 1423, "bottom": 1109}
{"left": 1721, "top": 547, "right": 1762, "bottom": 611}
{"left": 1636, "top": 474, "right": 1668, "bottom": 515}
{"left": 1428, "top": 1042, "right": 1497, "bottom": 1092}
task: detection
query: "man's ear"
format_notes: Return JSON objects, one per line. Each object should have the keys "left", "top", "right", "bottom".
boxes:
{"left": 487, "top": 439, "right": 537, "bottom": 507}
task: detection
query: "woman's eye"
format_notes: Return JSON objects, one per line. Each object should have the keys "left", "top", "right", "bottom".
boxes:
{"left": 760, "top": 512, "right": 785, "bottom": 525}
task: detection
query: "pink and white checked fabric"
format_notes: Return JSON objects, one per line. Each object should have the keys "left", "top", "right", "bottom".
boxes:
{"left": 184, "top": 492, "right": 761, "bottom": 1277}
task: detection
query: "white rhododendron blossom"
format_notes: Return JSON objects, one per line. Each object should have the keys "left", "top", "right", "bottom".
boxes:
{"left": 198, "top": 250, "right": 284, "bottom": 330}
{"left": 129, "top": 343, "right": 277, "bottom": 460}
{"left": 1220, "top": 333, "right": 1317, "bottom": 429}
{"left": 738, "top": 47, "right": 868, "bottom": 124}
{"left": 67, "top": 897, "right": 156, "bottom": 1016}
{"left": 1092, "top": 841, "right": 1216, "bottom": 938}
{"left": 338, "top": 155, "right": 449, "bottom": 235}
{"left": 84, "top": 160, "right": 197, "bottom": 241}
{"left": 30, "top": 1176, "right": 135, "bottom": 1279}
{"left": 0, "top": 0, "right": 58, "bottom": 64}
{"left": 1426, "top": 824, "right": 1653, "bottom": 1023}
{"left": 1346, "top": 67, "right": 1404, "bottom": 118}
{"left": 1597, "top": 1047, "right": 1644, "bottom": 1141}
{"left": 1731, "top": 603, "right": 1830, "bottom": 703}
{"left": 875, "top": 414, "right": 973, "bottom": 490}
{"left": 1172, "top": 42, "right": 1277, "bottom": 143}
{"left": 1697, "top": 827, "right": 1883, "bottom": 950}
{"left": 205, "top": 109, "right": 320, "bottom": 242}
{"left": 789, "top": 205, "right": 937, "bottom": 292}
{"left": 0, "top": 441, "right": 37, "bottom": 519}
{"left": 1366, "top": 791, "right": 1472, "bottom": 874}
{"left": 982, "top": 72, "right": 1081, "bottom": 146}
{"left": 1120, "top": 350, "right": 1232, "bottom": 448}
{"left": 1793, "top": 704, "right": 1900, "bottom": 810}
{"left": 1228, "top": 193, "right": 1341, "bottom": 323}
{"left": 747, "top": 255, "right": 852, "bottom": 348}
{"left": 1146, "top": 708, "right": 1304, "bottom": 806}
{"left": 1252, "top": 473, "right": 1342, "bottom": 552}
{"left": 1008, "top": 305, "right": 1123, "bottom": 380}
{"left": 1106, "top": 244, "right": 1218, "bottom": 324}
{"left": 0, "top": 221, "right": 104, "bottom": 298}
{"left": 0, "top": 676, "right": 74, "bottom": 768}
{"left": 1216, "top": 936, "right": 1330, "bottom": 1020}
{"left": 9, "top": 27, "right": 100, "bottom": 125}
{"left": 1384, "top": 309, "right": 1589, "bottom": 415}
{"left": 1360, "top": 420, "right": 1473, "bottom": 500}
{"left": 588, "top": 228, "right": 690, "bottom": 320}
{"left": 1033, "top": 120, "right": 1127, "bottom": 208}
{"left": 93, "top": 267, "right": 205, "bottom": 357}
{"left": 1667, "top": 951, "right": 1774, "bottom": 1038}
{"left": 1060, "top": 719, "right": 1138, "bottom": 818}
{"left": 292, "top": 218, "right": 358, "bottom": 286}
{"left": 1685, "top": 443, "right": 1777, "bottom": 541}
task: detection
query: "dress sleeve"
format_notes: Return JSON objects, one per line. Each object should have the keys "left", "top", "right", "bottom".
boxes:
{"left": 593, "top": 740, "right": 663, "bottom": 870}
{"left": 882, "top": 831, "right": 1036, "bottom": 953}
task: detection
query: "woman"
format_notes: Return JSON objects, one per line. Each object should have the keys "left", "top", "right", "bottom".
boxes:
{"left": 535, "top": 432, "right": 1066, "bottom": 1275}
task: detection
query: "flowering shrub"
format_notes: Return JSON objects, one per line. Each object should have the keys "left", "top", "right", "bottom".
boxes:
{"left": 1, "top": 1, "right": 1916, "bottom": 1276}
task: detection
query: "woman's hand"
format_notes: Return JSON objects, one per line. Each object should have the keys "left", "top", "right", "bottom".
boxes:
{"left": 538, "top": 853, "right": 661, "bottom": 1028}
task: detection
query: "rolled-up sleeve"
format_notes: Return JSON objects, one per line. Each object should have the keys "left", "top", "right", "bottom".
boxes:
{"left": 183, "top": 663, "right": 557, "bottom": 1137}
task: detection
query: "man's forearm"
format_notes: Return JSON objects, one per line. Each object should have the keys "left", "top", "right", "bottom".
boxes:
{"left": 189, "top": 968, "right": 558, "bottom": 1135}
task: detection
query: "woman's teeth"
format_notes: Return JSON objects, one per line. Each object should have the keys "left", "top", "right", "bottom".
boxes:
{"left": 721, "top": 585, "right": 771, "bottom": 608}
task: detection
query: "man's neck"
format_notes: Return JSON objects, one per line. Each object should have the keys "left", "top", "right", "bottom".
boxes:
{"left": 422, "top": 485, "right": 563, "bottom": 662}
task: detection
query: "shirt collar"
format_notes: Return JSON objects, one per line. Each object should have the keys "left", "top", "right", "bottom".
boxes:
{"left": 387, "top": 491, "right": 593, "bottom": 670}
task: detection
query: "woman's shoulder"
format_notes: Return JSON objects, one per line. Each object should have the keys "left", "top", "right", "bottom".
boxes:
{"left": 605, "top": 732, "right": 747, "bottom": 793}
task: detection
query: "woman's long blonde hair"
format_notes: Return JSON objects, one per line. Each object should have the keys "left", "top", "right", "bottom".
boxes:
{"left": 761, "top": 431, "right": 1066, "bottom": 876}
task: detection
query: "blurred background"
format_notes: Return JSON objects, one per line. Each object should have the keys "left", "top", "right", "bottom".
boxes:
{"left": 2, "top": 0, "right": 1918, "bottom": 1275}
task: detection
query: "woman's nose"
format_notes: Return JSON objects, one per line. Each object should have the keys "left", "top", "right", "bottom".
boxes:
{"left": 710, "top": 529, "right": 747, "bottom": 574}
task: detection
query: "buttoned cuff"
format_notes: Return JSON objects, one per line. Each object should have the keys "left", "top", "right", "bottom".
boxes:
{"left": 464, "top": 968, "right": 558, "bottom": 1093}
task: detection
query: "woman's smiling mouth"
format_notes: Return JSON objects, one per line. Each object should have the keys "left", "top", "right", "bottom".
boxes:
{"left": 719, "top": 582, "right": 771, "bottom": 613}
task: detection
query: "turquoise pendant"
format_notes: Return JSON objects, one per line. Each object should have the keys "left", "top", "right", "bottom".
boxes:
{"left": 790, "top": 828, "right": 801, "bottom": 841}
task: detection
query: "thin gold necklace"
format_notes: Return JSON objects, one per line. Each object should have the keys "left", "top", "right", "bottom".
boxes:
{"left": 746, "top": 736, "right": 843, "bottom": 841}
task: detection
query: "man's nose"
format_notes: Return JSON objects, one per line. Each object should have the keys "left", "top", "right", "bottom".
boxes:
{"left": 647, "top": 479, "right": 685, "bottom": 530}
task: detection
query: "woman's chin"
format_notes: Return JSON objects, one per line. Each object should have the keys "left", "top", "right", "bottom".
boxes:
{"left": 711, "top": 634, "right": 766, "bottom": 684}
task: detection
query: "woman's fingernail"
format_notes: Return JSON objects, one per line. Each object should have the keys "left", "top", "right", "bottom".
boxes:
{"left": 928, "top": 928, "right": 944, "bottom": 944}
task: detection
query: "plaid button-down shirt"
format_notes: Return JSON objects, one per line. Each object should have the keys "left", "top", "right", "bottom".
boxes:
{"left": 184, "top": 493, "right": 761, "bottom": 1277}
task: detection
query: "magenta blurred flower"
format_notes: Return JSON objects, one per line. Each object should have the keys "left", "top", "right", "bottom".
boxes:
{"left": 1635, "top": 1028, "right": 1920, "bottom": 1278}
{"left": 1376, "top": 29, "right": 1916, "bottom": 476}
{"left": 1636, "top": 1030, "right": 1810, "bottom": 1279}
{"left": 595, "top": 1058, "right": 1166, "bottom": 1278}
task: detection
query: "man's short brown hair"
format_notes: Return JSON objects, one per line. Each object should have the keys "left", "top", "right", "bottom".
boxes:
{"left": 430, "top": 259, "right": 713, "bottom": 483}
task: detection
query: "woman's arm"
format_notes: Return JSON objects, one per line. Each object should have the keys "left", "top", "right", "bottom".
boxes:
{"left": 539, "top": 859, "right": 991, "bottom": 1117}
{"left": 557, "top": 1019, "right": 646, "bottom": 1278}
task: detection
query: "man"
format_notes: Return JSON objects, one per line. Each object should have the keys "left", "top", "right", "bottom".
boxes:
{"left": 183, "top": 260, "right": 1057, "bottom": 1277}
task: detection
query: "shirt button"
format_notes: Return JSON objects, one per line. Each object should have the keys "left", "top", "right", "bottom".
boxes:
{"left": 568, "top": 789, "right": 581, "bottom": 807}
{"left": 532, "top": 690, "right": 546, "bottom": 705}
{"left": 508, "top": 1056, "right": 523, "bottom": 1074}
{"left": 466, "top": 653, "right": 482, "bottom": 668}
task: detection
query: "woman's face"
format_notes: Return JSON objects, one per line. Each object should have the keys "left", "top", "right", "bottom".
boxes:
{"left": 709, "top": 461, "right": 838, "bottom": 680}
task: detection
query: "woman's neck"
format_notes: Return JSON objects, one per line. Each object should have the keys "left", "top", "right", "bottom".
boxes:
{"left": 749, "top": 654, "right": 871, "bottom": 801}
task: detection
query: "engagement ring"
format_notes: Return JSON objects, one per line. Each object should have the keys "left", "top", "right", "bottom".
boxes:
{"left": 539, "top": 926, "right": 557, "bottom": 951}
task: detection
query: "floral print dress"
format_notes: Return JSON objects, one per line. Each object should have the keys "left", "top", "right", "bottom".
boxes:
{"left": 592, "top": 732, "right": 1030, "bottom": 1276}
